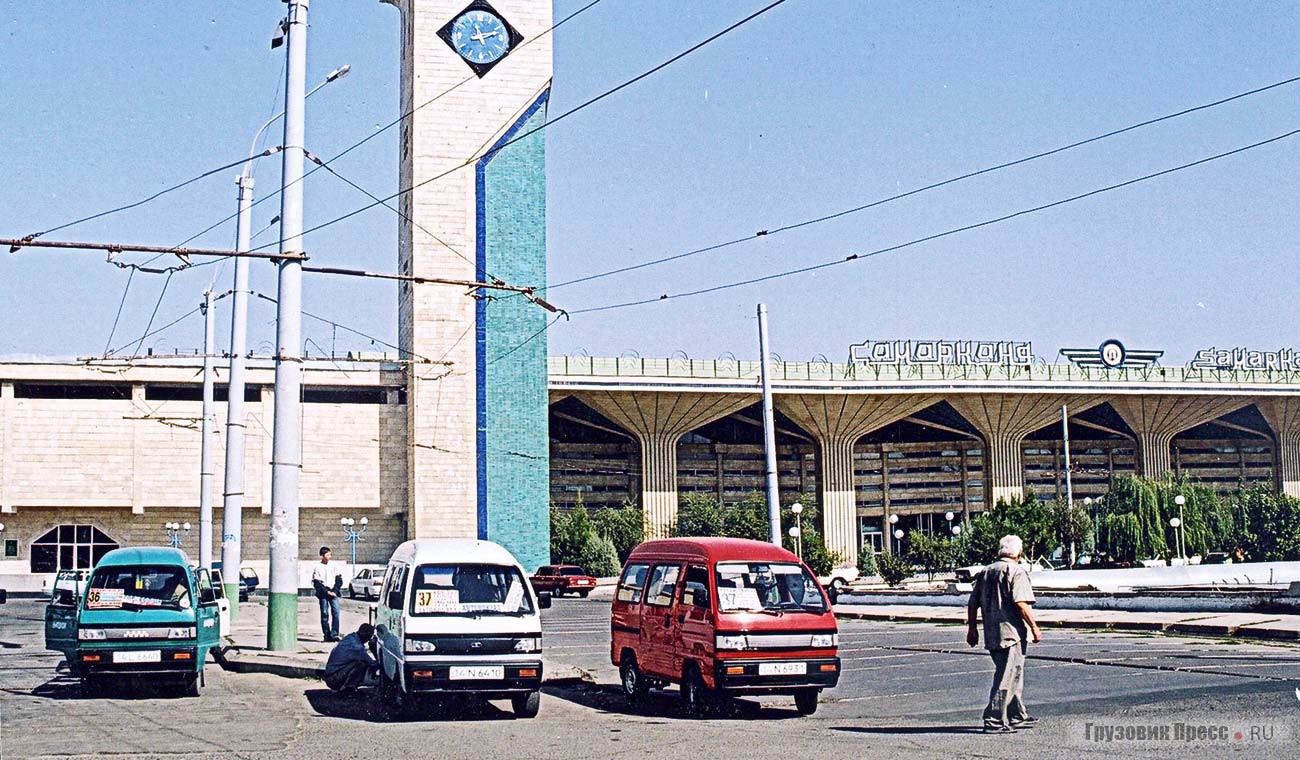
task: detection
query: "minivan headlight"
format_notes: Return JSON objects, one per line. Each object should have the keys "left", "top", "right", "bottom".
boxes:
{"left": 715, "top": 634, "right": 748, "bottom": 651}
{"left": 514, "top": 637, "right": 541, "bottom": 653}
{"left": 405, "top": 637, "right": 436, "bottom": 653}
{"left": 168, "top": 627, "right": 196, "bottom": 639}
{"left": 78, "top": 629, "right": 107, "bottom": 641}
{"left": 810, "top": 633, "right": 838, "bottom": 648}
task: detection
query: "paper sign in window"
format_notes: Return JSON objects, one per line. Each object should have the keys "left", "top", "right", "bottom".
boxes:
{"left": 717, "top": 587, "right": 761, "bottom": 611}
{"left": 414, "top": 588, "right": 460, "bottom": 613}
{"left": 86, "top": 588, "right": 123, "bottom": 609}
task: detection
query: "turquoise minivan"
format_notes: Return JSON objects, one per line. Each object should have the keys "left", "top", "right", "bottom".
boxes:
{"left": 44, "top": 547, "right": 221, "bottom": 696}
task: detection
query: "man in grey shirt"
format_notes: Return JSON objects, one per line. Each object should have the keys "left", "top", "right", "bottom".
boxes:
{"left": 967, "top": 534, "right": 1042, "bottom": 733}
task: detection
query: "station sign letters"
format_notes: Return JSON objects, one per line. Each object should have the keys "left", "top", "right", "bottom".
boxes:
{"left": 1189, "top": 347, "right": 1300, "bottom": 372}
{"left": 849, "top": 339, "right": 1034, "bottom": 367}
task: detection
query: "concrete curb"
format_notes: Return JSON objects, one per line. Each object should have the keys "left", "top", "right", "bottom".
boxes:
{"left": 833, "top": 609, "right": 1300, "bottom": 640}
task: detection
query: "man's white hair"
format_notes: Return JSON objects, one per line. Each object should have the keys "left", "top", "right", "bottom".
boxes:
{"left": 998, "top": 534, "right": 1023, "bottom": 559}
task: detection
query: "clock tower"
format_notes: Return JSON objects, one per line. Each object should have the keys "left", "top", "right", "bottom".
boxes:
{"left": 384, "top": 0, "right": 552, "bottom": 569}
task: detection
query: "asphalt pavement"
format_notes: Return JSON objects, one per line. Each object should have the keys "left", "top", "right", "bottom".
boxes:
{"left": 2, "top": 595, "right": 1298, "bottom": 760}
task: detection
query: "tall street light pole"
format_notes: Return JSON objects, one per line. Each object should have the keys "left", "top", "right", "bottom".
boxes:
{"left": 198, "top": 289, "right": 216, "bottom": 569}
{"left": 221, "top": 63, "right": 349, "bottom": 619}
{"left": 757, "top": 303, "right": 781, "bottom": 545}
{"left": 267, "top": 0, "right": 309, "bottom": 652}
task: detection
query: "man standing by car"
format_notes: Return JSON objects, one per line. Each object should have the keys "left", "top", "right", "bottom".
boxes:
{"left": 312, "top": 546, "right": 342, "bottom": 642}
{"left": 967, "top": 534, "right": 1042, "bottom": 733}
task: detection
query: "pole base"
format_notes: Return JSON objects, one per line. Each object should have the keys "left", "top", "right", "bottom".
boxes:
{"left": 222, "top": 584, "right": 241, "bottom": 622}
{"left": 266, "top": 592, "right": 299, "bottom": 651}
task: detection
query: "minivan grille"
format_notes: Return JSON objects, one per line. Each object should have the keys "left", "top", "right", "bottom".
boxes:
{"left": 405, "top": 635, "right": 524, "bottom": 655}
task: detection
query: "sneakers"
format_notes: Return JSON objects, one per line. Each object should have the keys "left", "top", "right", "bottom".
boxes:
{"left": 1011, "top": 717, "right": 1039, "bottom": 730}
{"left": 983, "top": 724, "right": 1016, "bottom": 734}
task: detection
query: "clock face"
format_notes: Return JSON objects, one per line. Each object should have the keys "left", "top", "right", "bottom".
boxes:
{"left": 450, "top": 10, "right": 509, "bottom": 65}
{"left": 438, "top": 1, "right": 523, "bottom": 77}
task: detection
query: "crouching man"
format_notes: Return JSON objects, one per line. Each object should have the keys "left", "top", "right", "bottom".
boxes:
{"left": 967, "top": 534, "right": 1042, "bottom": 733}
{"left": 324, "top": 623, "right": 380, "bottom": 693}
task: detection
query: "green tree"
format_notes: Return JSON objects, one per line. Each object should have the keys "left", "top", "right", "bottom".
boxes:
{"left": 904, "top": 529, "right": 953, "bottom": 581}
{"left": 1238, "top": 483, "right": 1300, "bottom": 561}
{"left": 1049, "top": 498, "right": 1093, "bottom": 566}
{"left": 550, "top": 499, "right": 596, "bottom": 565}
{"left": 591, "top": 501, "right": 644, "bottom": 562}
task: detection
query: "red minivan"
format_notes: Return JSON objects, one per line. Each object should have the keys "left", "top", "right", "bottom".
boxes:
{"left": 610, "top": 537, "right": 840, "bottom": 716}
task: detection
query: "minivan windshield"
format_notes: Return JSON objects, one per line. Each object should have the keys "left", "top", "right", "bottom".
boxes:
{"left": 714, "top": 562, "right": 826, "bottom": 613}
{"left": 409, "top": 564, "right": 534, "bottom": 616}
{"left": 85, "top": 565, "right": 192, "bottom": 611}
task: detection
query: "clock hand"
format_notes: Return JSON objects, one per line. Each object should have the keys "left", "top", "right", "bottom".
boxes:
{"left": 470, "top": 29, "right": 500, "bottom": 43}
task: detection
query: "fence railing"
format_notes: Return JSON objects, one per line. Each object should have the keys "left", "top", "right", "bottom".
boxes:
{"left": 547, "top": 356, "right": 1300, "bottom": 386}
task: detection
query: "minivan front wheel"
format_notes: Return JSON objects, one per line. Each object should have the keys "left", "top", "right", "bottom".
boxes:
{"left": 794, "top": 688, "right": 819, "bottom": 715}
{"left": 680, "top": 667, "right": 710, "bottom": 718}
{"left": 511, "top": 690, "right": 540, "bottom": 718}
{"left": 620, "top": 653, "right": 648, "bottom": 701}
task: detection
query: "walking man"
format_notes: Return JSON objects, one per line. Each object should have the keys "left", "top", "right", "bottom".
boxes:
{"left": 967, "top": 534, "right": 1042, "bottom": 733}
{"left": 312, "top": 546, "right": 342, "bottom": 642}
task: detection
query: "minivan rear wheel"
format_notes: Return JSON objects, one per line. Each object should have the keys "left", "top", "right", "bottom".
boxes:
{"left": 511, "top": 690, "right": 540, "bottom": 718}
{"left": 620, "top": 653, "right": 648, "bottom": 701}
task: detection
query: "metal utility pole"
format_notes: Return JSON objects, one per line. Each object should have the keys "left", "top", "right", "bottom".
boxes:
{"left": 757, "top": 304, "right": 781, "bottom": 545}
{"left": 199, "top": 290, "right": 216, "bottom": 570}
{"left": 267, "top": 0, "right": 308, "bottom": 651}
{"left": 1062, "top": 403, "right": 1075, "bottom": 564}
{"left": 220, "top": 174, "right": 255, "bottom": 614}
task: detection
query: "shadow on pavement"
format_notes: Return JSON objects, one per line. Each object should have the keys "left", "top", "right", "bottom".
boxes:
{"left": 832, "top": 725, "right": 987, "bottom": 736}
{"left": 543, "top": 681, "right": 800, "bottom": 721}
{"left": 304, "top": 688, "right": 520, "bottom": 723}
{"left": 30, "top": 674, "right": 197, "bottom": 701}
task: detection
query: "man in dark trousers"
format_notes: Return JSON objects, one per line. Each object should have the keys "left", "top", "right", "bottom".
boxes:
{"left": 325, "top": 623, "right": 379, "bottom": 693}
{"left": 312, "top": 546, "right": 342, "bottom": 642}
{"left": 967, "top": 534, "right": 1042, "bottom": 733}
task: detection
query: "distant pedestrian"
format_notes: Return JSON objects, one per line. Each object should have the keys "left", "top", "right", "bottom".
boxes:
{"left": 966, "top": 534, "right": 1042, "bottom": 734}
{"left": 312, "top": 546, "right": 342, "bottom": 642}
{"left": 324, "top": 623, "right": 379, "bottom": 693}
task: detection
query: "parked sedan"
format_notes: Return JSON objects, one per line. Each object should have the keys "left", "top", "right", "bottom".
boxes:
{"left": 348, "top": 567, "right": 386, "bottom": 599}
{"left": 530, "top": 565, "right": 597, "bottom": 598}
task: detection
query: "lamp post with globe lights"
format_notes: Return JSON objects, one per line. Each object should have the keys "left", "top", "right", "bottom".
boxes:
{"left": 340, "top": 517, "right": 368, "bottom": 567}
{"left": 887, "top": 513, "right": 899, "bottom": 553}
{"left": 1172, "top": 493, "right": 1187, "bottom": 564}
{"left": 165, "top": 522, "right": 191, "bottom": 549}
{"left": 789, "top": 503, "right": 804, "bottom": 558}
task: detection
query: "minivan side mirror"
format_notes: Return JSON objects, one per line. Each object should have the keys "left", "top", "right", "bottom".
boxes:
{"left": 537, "top": 591, "right": 552, "bottom": 610}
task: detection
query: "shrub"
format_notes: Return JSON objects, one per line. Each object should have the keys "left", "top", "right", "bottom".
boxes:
{"left": 875, "top": 551, "right": 913, "bottom": 587}
{"left": 550, "top": 502, "right": 596, "bottom": 565}
{"left": 857, "top": 547, "right": 878, "bottom": 577}
{"left": 577, "top": 534, "right": 621, "bottom": 578}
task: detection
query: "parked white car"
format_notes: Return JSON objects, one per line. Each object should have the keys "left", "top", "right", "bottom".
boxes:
{"left": 820, "top": 564, "right": 860, "bottom": 593}
{"left": 349, "top": 567, "right": 387, "bottom": 600}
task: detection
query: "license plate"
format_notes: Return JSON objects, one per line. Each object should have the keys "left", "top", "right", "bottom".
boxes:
{"left": 113, "top": 650, "right": 161, "bottom": 664}
{"left": 449, "top": 666, "right": 504, "bottom": 680}
{"left": 758, "top": 661, "right": 806, "bottom": 676}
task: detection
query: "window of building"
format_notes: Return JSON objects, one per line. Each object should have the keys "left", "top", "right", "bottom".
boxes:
{"left": 30, "top": 525, "right": 118, "bottom": 573}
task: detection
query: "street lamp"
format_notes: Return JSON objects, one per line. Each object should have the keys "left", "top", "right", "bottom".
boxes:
{"left": 340, "top": 516, "right": 368, "bottom": 567}
{"left": 1172, "top": 493, "right": 1187, "bottom": 564}
{"left": 951, "top": 524, "right": 962, "bottom": 537}
{"left": 164, "top": 522, "right": 191, "bottom": 549}
{"left": 790, "top": 503, "right": 804, "bottom": 558}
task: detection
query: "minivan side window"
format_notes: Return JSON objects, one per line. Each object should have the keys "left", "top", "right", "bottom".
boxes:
{"left": 644, "top": 564, "right": 680, "bottom": 608}
{"left": 682, "top": 565, "right": 710, "bottom": 608}
{"left": 616, "top": 563, "right": 650, "bottom": 603}
{"left": 386, "top": 565, "right": 407, "bottom": 610}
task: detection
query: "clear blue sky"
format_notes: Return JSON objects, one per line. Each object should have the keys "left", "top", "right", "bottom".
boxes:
{"left": 2, "top": 1, "right": 1298, "bottom": 363}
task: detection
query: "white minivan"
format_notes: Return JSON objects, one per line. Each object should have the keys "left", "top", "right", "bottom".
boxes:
{"left": 372, "top": 538, "right": 550, "bottom": 718}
